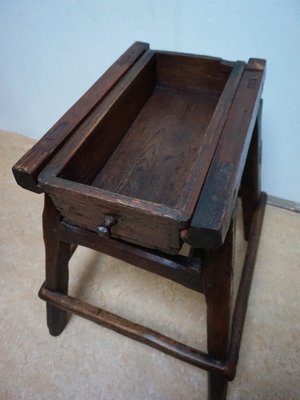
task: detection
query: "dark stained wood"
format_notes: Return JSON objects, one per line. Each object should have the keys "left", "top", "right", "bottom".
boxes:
{"left": 58, "top": 53, "right": 156, "bottom": 185}
{"left": 181, "top": 58, "right": 266, "bottom": 249}
{"left": 41, "top": 176, "right": 185, "bottom": 254}
{"left": 155, "top": 52, "right": 233, "bottom": 92}
{"left": 39, "top": 193, "right": 266, "bottom": 383}
{"left": 60, "top": 221, "right": 203, "bottom": 293}
{"left": 176, "top": 61, "right": 245, "bottom": 215}
{"left": 38, "top": 284, "right": 227, "bottom": 376}
{"left": 203, "top": 215, "right": 236, "bottom": 399}
{"left": 227, "top": 192, "right": 267, "bottom": 380}
{"left": 92, "top": 85, "right": 219, "bottom": 207}
{"left": 43, "top": 194, "right": 71, "bottom": 336}
{"left": 39, "top": 49, "right": 156, "bottom": 183}
{"left": 12, "top": 44, "right": 267, "bottom": 400}
{"left": 38, "top": 53, "right": 245, "bottom": 253}
{"left": 12, "top": 42, "right": 149, "bottom": 193}
{"left": 241, "top": 99, "right": 263, "bottom": 240}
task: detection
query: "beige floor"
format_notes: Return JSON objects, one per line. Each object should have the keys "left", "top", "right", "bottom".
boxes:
{"left": 0, "top": 129, "right": 299, "bottom": 400}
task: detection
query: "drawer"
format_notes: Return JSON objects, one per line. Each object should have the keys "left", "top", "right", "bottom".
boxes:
{"left": 45, "top": 178, "right": 185, "bottom": 253}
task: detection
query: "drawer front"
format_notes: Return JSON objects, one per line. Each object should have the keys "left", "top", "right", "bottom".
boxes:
{"left": 48, "top": 189, "right": 183, "bottom": 254}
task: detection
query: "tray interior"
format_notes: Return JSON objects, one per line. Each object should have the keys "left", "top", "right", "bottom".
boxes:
{"left": 59, "top": 53, "right": 232, "bottom": 209}
{"left": 92, "top": 85, "right": 219, "bottom": 208}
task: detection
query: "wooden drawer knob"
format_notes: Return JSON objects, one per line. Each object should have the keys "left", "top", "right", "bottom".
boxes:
{"left": 96, "top": 215, "right": 116, "bottom": 238}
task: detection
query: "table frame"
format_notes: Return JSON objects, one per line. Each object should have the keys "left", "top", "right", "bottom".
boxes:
{"left": 13, "top": 43, "right": 266, "bottom": 400}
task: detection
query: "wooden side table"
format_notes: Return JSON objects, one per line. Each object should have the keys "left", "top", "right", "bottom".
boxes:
{"left": 13, "top": 42, "right": 266, "bottom": 400}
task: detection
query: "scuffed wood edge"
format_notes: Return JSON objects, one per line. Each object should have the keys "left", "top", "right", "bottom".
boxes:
{"left": 12, "top": 41, "right": 149, "bottom": 193}
{"left": 181, "top": 59, "right": 266, "bottom": 248}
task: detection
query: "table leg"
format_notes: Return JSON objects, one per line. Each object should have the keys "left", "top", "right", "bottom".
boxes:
{"left": 203, "top": 217, "right": 235, "bottom": 400}
{"left": 241, "top": 99, "right": 262, "bottom": 240}
{"left": 43, "top": 194, "right": 71, "bottom": 336}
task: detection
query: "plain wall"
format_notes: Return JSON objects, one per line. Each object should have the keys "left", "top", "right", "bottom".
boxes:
{"left": 1, "top": 0, "right": 300, "bottom": 201}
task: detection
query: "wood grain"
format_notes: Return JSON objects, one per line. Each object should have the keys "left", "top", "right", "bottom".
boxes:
{"left": 240, "top": 99, "right": 263, "bottom": 240}
{"left": 156, "top": 52, "right": 232, "bottom": 92}
{"left": 93, "top": 85, "right": 219, "bottom": 207}
{"left": 38, "top": 52, "right": 246, "bottom": 253}
{"left": 59, "top": 53, "right": 156, "bottom": 185}
{"left": 41, "top": 176, "right": 185, "bottom": 254}
{"left": 43, "top": 194, "right": 71, "bottom": 336}
{"left": 13, "top": 45, "right": 267, "bottom": 399}
{"left": 60, "top": 221, "right": 203, "bottom": 292}
{"left": 12, "top": 41, "right": 149, "bottom": 192}
{"left": 181, "top": 58, "right": 266, "bottom": 249}
{"left": 39, "top": 284, "right": 227, "bottom": 375}
{"left": 204, "top": 216, "right": 235, "bottom": 399}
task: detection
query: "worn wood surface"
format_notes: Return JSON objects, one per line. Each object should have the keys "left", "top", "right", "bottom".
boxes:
{"left": 13, "top": 44, "right": 267, "bottom": 400}
{"left": 181, "top": 58, "right": 266, "bottom": 249}
{"left": 92, "top": 85, "right": 219, "bottom": 207}
{"left": 12, "top": 41, "right": 149, "bottom": 192}
{"left": 38, "top": 284, "right": 227, "bottom": 375}
{"left": 43, "top": 194, "right": 71, "bottom": 336}
{"left": 155, "top": 52, "right": 232, "bottom": 92}
{"left": 41, "top": 176, "right": 184, "bottom": 254}
{"left": 40, "top": 49, "right": 156, "bottom": 183}
{"left": 38, "top": 49, "right": 246, "bottom": 253}
{"left": 39, "top": 192, "right": 266, "bottom": 384}
{"left": 59, "top": 53, "right": 156, "bottom": 185}
{"left": 176, "top": 61, "right": 245, "bottom": 216}
{"left": 13, "top": 44, "right": 265, "bottom": 252}
{"left": 227, "top": 192, "right": 267, "bottom": 380}
{"left": 241, "top": 99, "right": 263, "bottom": 240}
{"left": 204, "top": 216, "right": 235, "bottom": 399}
{"left": 60, "top": 221, "right": 203, "bottom": 292}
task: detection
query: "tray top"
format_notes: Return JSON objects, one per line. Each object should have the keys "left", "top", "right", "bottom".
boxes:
{"left": 13, "top": 42, "right": 266, "bottom": 253}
